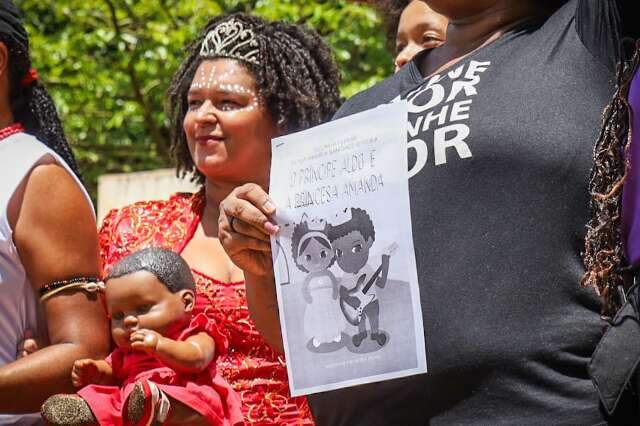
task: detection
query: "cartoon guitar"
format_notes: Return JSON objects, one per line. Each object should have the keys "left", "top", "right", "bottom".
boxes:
{"left": 339, "top": 242, "right": 398, "bottom": 326}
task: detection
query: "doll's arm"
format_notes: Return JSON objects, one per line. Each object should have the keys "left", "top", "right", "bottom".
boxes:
{"left": 130, "top": 330, "right": 214, "bottom": 374}
{"left": 71, "top": 359, "right": 116, "bottom": 388}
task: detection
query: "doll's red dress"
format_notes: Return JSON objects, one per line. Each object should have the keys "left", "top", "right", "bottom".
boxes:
{"left": 77, "top": 313, "right": 244, "bottom": 426}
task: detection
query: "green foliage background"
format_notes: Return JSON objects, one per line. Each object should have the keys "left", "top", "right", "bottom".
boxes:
{"left": 18, "top": 0, "right": 392, "bottom": 198}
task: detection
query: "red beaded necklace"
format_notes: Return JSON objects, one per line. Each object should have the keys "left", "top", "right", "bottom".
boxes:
{"left": 0, "top": 123, "right": 24, "bottom": 141}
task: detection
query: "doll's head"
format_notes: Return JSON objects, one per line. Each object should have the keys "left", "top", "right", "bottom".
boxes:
{"left": 105, "top": 248, "right": 196, "bottom": 349}
{"left": 327, "top": 208, "right": 375, "bottom": 274}
{"left": 291, "top": 221, "right": 335, "bottom": 273}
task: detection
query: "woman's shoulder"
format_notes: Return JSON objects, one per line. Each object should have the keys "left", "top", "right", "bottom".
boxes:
{"left": 0, "top": 131, "right": 94, "bottom": 214}
{"left": 3, "top": 131, "right": 69, "bottom": 172}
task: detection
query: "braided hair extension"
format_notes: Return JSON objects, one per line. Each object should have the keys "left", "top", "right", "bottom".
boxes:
{"left": 582, "top": 43, "right": 640, "bottom": 317}
{"left": 167, "top": 13, "right": 342, "bottom": 184}
{"left": 0, "top": 2, "right": 80, "bottom": 178}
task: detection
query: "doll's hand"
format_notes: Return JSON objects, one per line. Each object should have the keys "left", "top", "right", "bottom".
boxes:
{"left": 130, "top": 329, "right": 162, "bottom": 353}
{"left": 17, "top": 330, "right": 42, "bottom": 359}
{"left": 72, "top": 359, "right": 107, "bottom": 387}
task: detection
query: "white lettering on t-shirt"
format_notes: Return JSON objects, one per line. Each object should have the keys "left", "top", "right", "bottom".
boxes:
{"left": 408, "top": 138, "right": 428, "bottom": 178}
{"left": 450, "top": 99, "right": 472, "bottom": 122}
{"left": 422, "top": 105, "right": 449, "bottom": 132}
{"left": 403, "top": 60, "right": 491, "bottom": 177}
{"left": 434, "top": 124, "right": 472, "bottom": 166}
{"left": 406, "top": 75, "right": 446, "bottom": 114}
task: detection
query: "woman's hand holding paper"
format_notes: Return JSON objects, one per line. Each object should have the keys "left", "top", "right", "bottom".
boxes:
{"left": 218, "top": 183, "right": 279, "bottom": 277}
{"left": 219, "top": 183, "right": 285, "bottom": 352}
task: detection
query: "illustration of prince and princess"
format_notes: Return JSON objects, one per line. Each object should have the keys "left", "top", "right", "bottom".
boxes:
{"left": 278, "top": 207, "right": 398, "bottom": 352}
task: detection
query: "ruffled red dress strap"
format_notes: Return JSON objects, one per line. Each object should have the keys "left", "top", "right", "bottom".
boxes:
{"left": 176, "top": 313, "right": 229, "bottom": 358}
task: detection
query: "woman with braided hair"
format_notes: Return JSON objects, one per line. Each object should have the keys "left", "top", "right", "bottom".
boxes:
{"left": 219, "top": 0, "right": 640, "bottom": 425}
{"left": 0, "top": 0, "right": 109, "bottom": 423}
{"left": 99, "top": 13, "right": 341, "bottom": 425}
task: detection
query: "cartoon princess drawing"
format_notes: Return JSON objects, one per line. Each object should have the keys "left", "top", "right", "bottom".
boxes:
{"left": 291, "top": 220, "right": 345, "bottom": 348}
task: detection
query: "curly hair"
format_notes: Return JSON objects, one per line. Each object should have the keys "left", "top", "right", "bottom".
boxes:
{"left": 582, "top": 43, "right": 640, "bottom": 317}
{"left": 290, "top": 221, "right": 334, "bottom": 273}
{"left": 327, "top": 208, "right": 375, "bottom": 244}
{"left": 166, "top": 13, "right": 342, "bottom": 185}
{"left": 0, "top": 1, "right": 80, "bottom": 178}
{"left": 107, "top": 247, "right": 196, "bottom": 293}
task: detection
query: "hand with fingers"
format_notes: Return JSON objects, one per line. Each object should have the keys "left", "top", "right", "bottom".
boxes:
{"left": 71, "top": 358, "right": 114, "bottom": 387}
{"left": 130, "top": 329, "right": 162, "bottom": 354}
{"left": 218, "top": 183, "right": 279, "bottom": 277}
{"left": 17, "top": 329, "right": 42, "bottom": 359}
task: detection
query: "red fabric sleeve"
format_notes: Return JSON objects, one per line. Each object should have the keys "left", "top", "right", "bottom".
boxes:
{"left": 178, "top": 313, "right": 229, "bottom": 359}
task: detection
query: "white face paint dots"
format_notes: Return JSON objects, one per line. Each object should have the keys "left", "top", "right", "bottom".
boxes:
{"left": 189, "top": 64, "right": 260, "bottom": 113}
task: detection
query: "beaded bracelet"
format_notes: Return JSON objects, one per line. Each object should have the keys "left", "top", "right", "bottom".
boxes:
{"left": 39, "top": 277, "right": 105, "bottom": 302}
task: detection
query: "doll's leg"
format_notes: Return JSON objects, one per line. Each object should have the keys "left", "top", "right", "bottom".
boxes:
{"left": 126, "top": 380, "right": 169, "bottom": 425}
{"left": 163, "top": 400, "right": 210, "bottom": 426}
{"left": 126, "top": 381, "right": 211, "bottom": 426}
{"left": 41, "top": 394, "right": 97, "bottom": 426}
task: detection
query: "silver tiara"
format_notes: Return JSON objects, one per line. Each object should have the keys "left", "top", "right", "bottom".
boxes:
{"left": 199, "top": 18, "right": 260, "bottom": 65}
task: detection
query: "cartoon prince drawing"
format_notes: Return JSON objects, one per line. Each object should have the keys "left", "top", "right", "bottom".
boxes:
{"left": 328, "top": 208, "right": 396, "bottom": 347}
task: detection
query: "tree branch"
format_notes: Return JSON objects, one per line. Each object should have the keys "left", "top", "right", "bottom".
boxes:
{"left": 126, "top": 59, "right": 169, "bottom": 160}
{"left": 102, "top": 0, "right": 169, "bottom": 161}
{"left": 159, "top": 0, "right": 179, "bottom": 30}
{"left": 103, "top": 0, "right": 121, "bottom": 38}
{"left": 117, "top": 0, "right": 143, "bottom": 29}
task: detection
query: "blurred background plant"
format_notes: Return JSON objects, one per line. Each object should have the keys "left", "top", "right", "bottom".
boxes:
{"left": 19, "top": 0, "right": 391, "bottom": 199}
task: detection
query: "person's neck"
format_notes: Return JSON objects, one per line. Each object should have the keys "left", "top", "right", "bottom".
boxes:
{"left": 421, "top": 1, "right": 547, "bottom": 76}
{"left": 0, "top": 107, "right": 14, "bottom": 129}
{"left": 201, "top": 178, "right": 268, "bottom": 236}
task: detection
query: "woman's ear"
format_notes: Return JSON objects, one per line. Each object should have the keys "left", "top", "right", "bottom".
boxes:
{"left": 180, "top": 290, "right": 195, "bottom": 313}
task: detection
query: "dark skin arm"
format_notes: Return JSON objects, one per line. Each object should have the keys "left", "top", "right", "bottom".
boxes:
{"left": 1, "top": 162, "right": 110, "bottom": 413}
{"left": 376, "top": 255, "right": 391, "bottom": 289}
{"left": 244, "top": 272, "right": 284, "bottom": 352}
{"left": 219, "top": 183, "right": 284, "bottom": 352}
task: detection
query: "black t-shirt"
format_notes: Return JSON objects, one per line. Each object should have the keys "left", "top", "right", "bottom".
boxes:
{"left": 307, "top": 1, "right": 638, "bottom": 425}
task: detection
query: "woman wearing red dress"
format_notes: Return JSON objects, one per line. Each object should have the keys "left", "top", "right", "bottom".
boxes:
{"left": 99, "top": 13, "right": 341, "bottom": 425}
